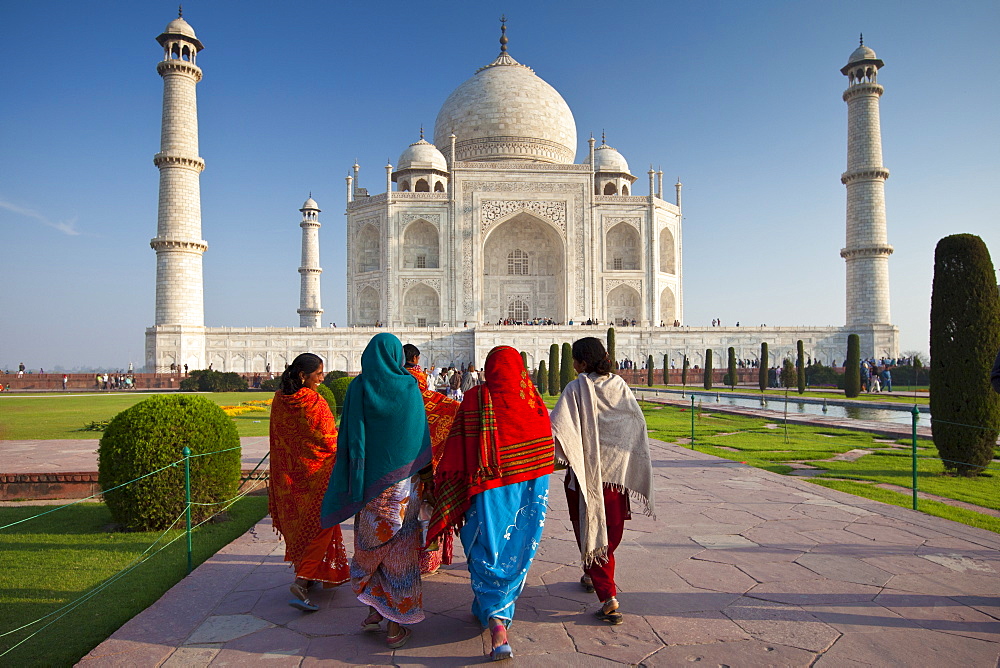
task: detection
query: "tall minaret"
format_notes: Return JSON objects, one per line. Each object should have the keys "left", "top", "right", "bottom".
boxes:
{"left": 840, "top": 36, "right": 893, "bottom": 326}
{"left": 148, "top": 11, "right": 207, "bottom": 371}
{"left": 297, "top": 196, "right": 323, "bottom": 327}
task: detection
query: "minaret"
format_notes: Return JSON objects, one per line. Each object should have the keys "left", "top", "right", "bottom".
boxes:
{"left": 148, "top": 11, "right": 207, "bottom": 371}
{"left": 297, "top": 196, "right": 323, "bottom": 327}
{"left": 840, "top": 36, "right": 893, "bottom": 326}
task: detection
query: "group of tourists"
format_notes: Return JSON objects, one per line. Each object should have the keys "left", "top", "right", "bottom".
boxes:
{"left": 860, "top": 361, "right": 893, "bottom": 393}
{"left": 267, "top": 333, "right": 653, "bottom": 660}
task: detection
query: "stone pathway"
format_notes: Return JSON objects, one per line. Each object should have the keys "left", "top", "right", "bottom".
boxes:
{"left": 80, "top": 439, "right": 1000, "bottom": 666}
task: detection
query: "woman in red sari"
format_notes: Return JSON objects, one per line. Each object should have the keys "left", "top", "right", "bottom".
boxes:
{"left": 269, "top": 353, "right": 350, "bottom": 612}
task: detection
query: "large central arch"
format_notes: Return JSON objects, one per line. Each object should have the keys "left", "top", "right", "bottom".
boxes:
{"left": 483, "top": 212, "right": 565, "bottom": 323}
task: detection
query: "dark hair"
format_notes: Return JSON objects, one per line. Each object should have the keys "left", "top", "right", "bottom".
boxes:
{"left": 572, "top": 337, "right": 612, "bottom": 375}
{"left": 280, "top": 353, "right": 323, "bottom": 395}
{"left": 403, "top": 344, "right": 420, "bottom": 363}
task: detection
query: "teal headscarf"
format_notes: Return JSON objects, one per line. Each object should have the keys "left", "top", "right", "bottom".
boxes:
{"left": 321, "top": 333, "right": 431, "bottom": 527}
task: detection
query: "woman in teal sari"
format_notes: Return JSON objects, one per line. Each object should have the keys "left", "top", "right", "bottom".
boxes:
{"left": 321, "top": 333, "right": 431, "bottom": 649}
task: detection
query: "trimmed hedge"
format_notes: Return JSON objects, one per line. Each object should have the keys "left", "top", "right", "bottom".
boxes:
{"left": 796, "top": 340, "right": 806, "bottom": 394}
{"left": 548, "top": 344, "right": 559, "bottom": 397}
{"left": 322, "top": 370, "right": 349, "bottom": 388}
{"left": 98, "top": 395, "right": 241, "bottom": 531}
{"left": 844, "top": 334, "right": 861, "bottom": 398}
{"left": 560, "top": 342, "right": 573, "bottom": 391}
{"left": 537, "top": 361, "right": 548, "bottom": 394}
{"left": 179, "top": 369, "right": 247, "bottom": 392}
{"left": 758, "top": 342, "right": 768, "bottom": 392}
{"left": 315, "top": 383, "right": 337, "bottom": 415}
{"left": 328, "top": 376, "right": 353, "bottom": 409}
{"left": 703, "top": 349, "right": 713, "bottom": 390}
{"left": 647, "top": 355, "right": 654, "bottom": 387}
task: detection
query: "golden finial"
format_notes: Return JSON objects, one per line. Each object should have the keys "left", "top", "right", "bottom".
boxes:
{"left": 601, "top": 130, "right": 606, "bottom": 145}
{"left": 419, "top": 125, "right": 424, "bottom": 140}
{"left": 859, "top": 33, "right": 864, "bottom": 46}
{"left": 178, "top": 4, "right": 183, "bottom": 18}
{"left": 499, "top": 15, "right": 508, "bottom": 53}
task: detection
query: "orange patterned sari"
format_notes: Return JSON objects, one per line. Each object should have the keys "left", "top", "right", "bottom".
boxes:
{"left": 269, "top": 388, "right": 350, "bottom": 585}
{"left": 407, "top": 365, "right": 460, "bottom": 571}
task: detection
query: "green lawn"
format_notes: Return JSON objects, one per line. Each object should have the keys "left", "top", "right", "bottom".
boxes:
{"left": 644, "top": 385, "right": 930, "bottom": 405}
{"left": 637, "top": 400, "right": 1000, "bottom": 531}
{"left": 0, "top": 392, "right": 272, "bottom": 439}
{"left": 0, "top": 496, "right": 269, "bottom": 666}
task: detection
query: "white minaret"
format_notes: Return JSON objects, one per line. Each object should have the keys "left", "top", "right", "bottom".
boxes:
{"left": 840, "top": 36, "right": 893, "bottom": 326}
{"left": 147, "top": 11, "right": 207, "bottom": 371}
{"left": 297, "top": 196, "right": 323, "bottom": 327}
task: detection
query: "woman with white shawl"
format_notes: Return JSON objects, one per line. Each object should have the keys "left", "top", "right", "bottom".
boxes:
{"left": 549, "top": 337, "right": 654, "bottom": 625}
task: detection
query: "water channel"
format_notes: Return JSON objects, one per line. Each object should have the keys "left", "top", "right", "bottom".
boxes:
{"left": 633, "top": 388, "right": 931, "bottom": 428}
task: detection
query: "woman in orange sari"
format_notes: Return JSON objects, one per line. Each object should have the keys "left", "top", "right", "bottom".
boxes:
{"left": 269, "top": 353, "right": 350, "bottom": 612}
{"left": 403, "top": 343, "right": 461, "bottom": 574}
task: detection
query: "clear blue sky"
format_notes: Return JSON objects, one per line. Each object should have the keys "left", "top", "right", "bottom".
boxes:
{"left": 1, "top": 1, "right": 997, "bottom": 371}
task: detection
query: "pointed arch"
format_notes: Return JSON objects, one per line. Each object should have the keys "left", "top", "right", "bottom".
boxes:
{"left": 606, "top": 284, "right": 640, "bottom": 324}
{"left": 358, "top": 286, "right": 380, "bottom": 325}
{"left": 606, "top": 222, "right": 640, "bottom": 271}
{"left": 402, "top": 219, "right": 439, "bottom": 268}
{"left": 358, "top": 224, "right": 380, "bottom": 272}
{"left": 659, "top": 286, "right": 676, "bottom": 325}
{"left": 659, "top": 227, "right": 676, "bottom": 274}
{"left": 402, "top": 283, "right": 440, "bottom": 326}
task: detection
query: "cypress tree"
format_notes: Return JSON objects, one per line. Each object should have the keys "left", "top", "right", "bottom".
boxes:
{"left": 844, "top": 334, "right": 861, "bottom": 398}
{"left": 758, "top": 342, "right": 768, "bottom": 392}
{"left": 537, "top": 361, "right": 548, "bottom": 395}
{"left": 796, "top": 340, "right": 806, "bottom": 394}
{"left": 930, "top": 234, "right": 1000, "bottom": 475}
{"left": 727, "top": 347, "right": 737, "bottom": 390}
{"left": 662, "top": 353, "right": 669, "bottom": 385}
{"left": 560, "top": 342, "right": 573, "bottom": 391}
{"left": 681, "top": 356, "right": 689, "bottom": 387}
{"left": 521, "top": 351, "right": 528, "bottom": 370}
{"left": 647, "top": 355, "right": 654, "bottom": 387}
{"left": 548, "top": 344, "right": 559, "bottom": 396}
{"left": 607, "top": 327, "right": 616, "bottom": 371}
{"left": 781, "top": 358, "right": 796, "bottom": 388}
{"left": 703, "top": 349, "right": 713, "bottom": 390}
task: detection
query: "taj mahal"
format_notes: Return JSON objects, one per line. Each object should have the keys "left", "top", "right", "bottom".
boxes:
{"left": 145, "top": 14, "right": 898, "bottom": 374}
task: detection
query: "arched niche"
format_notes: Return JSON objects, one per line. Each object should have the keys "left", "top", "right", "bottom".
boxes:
{"left": 358, "top": 224, "right": 380, "bottom": 272}
{"left": 252, "top": 354, "right": 266, "bottom": 373}
{"left": 231, "top": 354, "right": 247, "bottom": 373}
{"left": 358, "top": 286, "right": 380, "bottom": 325}
{"left": 433, "top": 181, "right": 445, "bottom": 192}
{"left": 606, "top": 222, "right": 640, "bottom": 271}
{"left": 211, "top": 353, "right": 225, "bottom": 371}
{"left": 606, "top": 284, "right": 640, "bottom": 324}
{"left": 483, "top": 212, "right": 565, "bottom": 324}
{"left": 659, "top": 228, "right": 676, "bottom": 274}
{"left": 659, "top": 286, "right": 676, "bottom": 325}
{"left": 402, "top": 220, "right": 439, "bottom": 268}
{"left": 415, "top": 179, "right": 430, "bottom": 192}
{"left": 402, "top": 283, "right": 440, "bottom": 326}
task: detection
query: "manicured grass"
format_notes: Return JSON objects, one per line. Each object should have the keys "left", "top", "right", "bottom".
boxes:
{"left": 809, "top": 479, "right": 1000, "bottom": 533}
{"left": 0, "top": 496, "right": 269, "bottom": 666}
{"left": 647, "top": 385, "right": 929, "bottom": 405}
{"left": 0, "top": 392, "right": 272, "bottom": 439}
{"left": 637, "top": 400, "right": 1000, "bottom": 533}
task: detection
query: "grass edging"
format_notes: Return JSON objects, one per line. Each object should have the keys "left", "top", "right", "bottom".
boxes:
{"left": 807, "top": 478, "right": 1000, "bottom": 533}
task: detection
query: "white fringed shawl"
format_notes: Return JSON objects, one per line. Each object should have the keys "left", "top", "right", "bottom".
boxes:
{"left": 550, "top": 372, "right": 654, "bottom": 566}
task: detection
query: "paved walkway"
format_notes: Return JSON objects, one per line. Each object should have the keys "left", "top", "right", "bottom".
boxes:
{"left": 79, "top": 439, "right": 1000, "bottom": 667}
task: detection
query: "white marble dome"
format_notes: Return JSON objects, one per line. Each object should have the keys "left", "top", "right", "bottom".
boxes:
{"left": 397, "top": 139, "right": 448, "bottom": 172}
{"left": 164, "top": 17, "right": 199, "bottom": 40}
{"left": 434, "top": 52, "right": 577, "bottom": 164}
{"left": 587, "top": 144, "right": 631, "bottom": 174}
{"left": 848, "top": 44, "right": 878, "bottom": 63}
{"left": 301, "top": 196, "right": 319, "bottom": 210}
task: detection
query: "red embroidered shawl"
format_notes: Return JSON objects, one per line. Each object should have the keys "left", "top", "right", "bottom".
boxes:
{"left": 408, "top": 365, "right": 461, "bottom": 467}
{"left": 269, "top": 388, "right": 338, "bottom": 565}
{"left": 427, "top": 346, "right": 554, "bottom": 544}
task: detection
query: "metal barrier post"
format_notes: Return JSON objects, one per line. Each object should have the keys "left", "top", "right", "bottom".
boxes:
{"left": 690, "top": 395, "right": 695, "bottom": 448}
{"left": 911, "top": 406, "right": 919, "bottom": 510}
{"left": 183, "top": 446, "right": 193, "bottom": 574}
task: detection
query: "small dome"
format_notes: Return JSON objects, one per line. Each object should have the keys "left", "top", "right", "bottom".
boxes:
{"left": 164, "top": 17, "right": 198, "bottom": 40}
{"left": 301, "top": 196, "right": 319, "bottom": 211}
{"left": 587, "top": 144, "right": 630, "bottom": 174}
{"left": 848, "top": 44, "right": 878, "bottom": 63}
{"left": 397, "top": 139, "right": 448, "bottom": 172}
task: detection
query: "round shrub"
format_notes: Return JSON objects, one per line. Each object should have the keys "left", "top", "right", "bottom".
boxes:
{"left": 322, "top": 370, "right": 349, "bottom": 388}
{"left": 328, "top": 376, "right": 354, "bottom": 409}
{"left": 179, "top": 369, "right": 247, "bottom": 392}
{"left": 315, "top": 383, "right": 337, "bottom": 415}
{"left": 260, "top": 377, "right": 281, "bottom": 392}
{"left": 98, "top": 395, "right": 241, "bottom": 531}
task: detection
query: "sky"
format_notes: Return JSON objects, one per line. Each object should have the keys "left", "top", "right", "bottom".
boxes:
{"left": 1, "top": 1, "right": 998, "bottom": 371}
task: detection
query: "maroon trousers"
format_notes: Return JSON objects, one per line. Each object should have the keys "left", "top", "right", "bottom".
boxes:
{"left": 564, "top": 475, "right": 631, "bottom": 602}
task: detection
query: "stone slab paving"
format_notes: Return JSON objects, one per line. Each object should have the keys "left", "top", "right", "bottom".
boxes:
{"left": 0, "top": 437, "right": 270, "bottom": 474}
{"left": 77, "top": 438, "right": 1000, "bottom": 666}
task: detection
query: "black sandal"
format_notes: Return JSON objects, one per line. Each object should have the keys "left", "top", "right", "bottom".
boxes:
{"left": 595, "top": 597, "right": 623, "bottom": 625}
{"left": 580, "top": 575, "right": 595, "bottom": 593}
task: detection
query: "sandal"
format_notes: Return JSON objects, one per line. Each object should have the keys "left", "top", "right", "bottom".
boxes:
{"left": 386, "top": 626, "right": 412, "bottom": 649}
{"left": 489, "top": 623, "right": 513, "bottom": 661}
{"left": 580, "top": 575, "right": 595, "bottom": 593}
{"left": 361, "top": 610, "right": 384, "bottom": 632}
{"left": 595, "top": 597, "right": 623, "bottom": 625}
{"left": 288, "top": 582, "right": 319, "bottom": 612}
